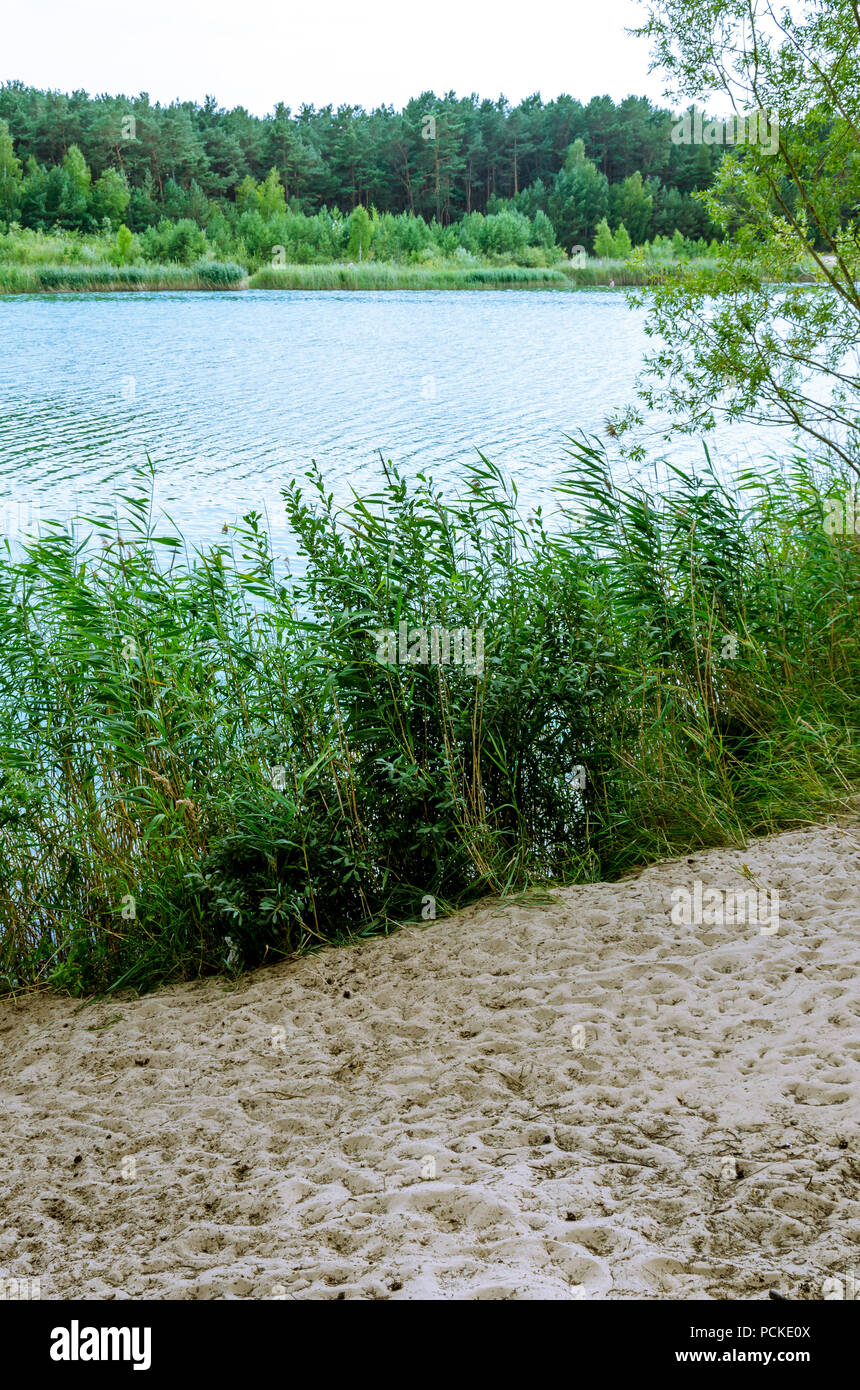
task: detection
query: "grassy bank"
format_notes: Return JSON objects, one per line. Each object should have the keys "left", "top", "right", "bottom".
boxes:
{"left": 248, "top": 259, "right": 722, "bottom": 290}
{"left": 2, "top": 445, "right": 859, "bottom": 996}
{"left": 0, "top": 258, "right": 660, "bottom": 294}
{"left": 0, "top": 261, "right": 246, "bottom": 293}
{"left": 0, "top": 256, "right": 814, "bottom": 295}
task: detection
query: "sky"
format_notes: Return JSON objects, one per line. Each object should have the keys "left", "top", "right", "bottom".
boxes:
{"left": 5, "top": 0, "right": 673, "bottom": 113}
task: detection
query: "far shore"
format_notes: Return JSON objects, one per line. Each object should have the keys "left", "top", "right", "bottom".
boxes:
{"left": 0, "top": 255, "right": 822, "bottom": 296}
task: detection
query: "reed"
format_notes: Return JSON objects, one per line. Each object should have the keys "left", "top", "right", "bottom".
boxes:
{"left": 0, "top": 262, "right": 246, "bottom": 293}
{"left": 2, "top": 446, "right": 858, "bottom": 995}
{"left": 248, "top": 262, "right": 570, "bottom": 290}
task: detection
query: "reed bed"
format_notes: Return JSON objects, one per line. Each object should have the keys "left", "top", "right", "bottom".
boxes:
{"left": 559, "top": 257, "right": 712, "bottom": 286}
{"left": 1, "top": 445, "right": 859, "bottom": 995}
{"left": 250, "top": 259, "right": 727, "bottom": 291}
{"left": 0, "top": 262, "right": 246, "bottom": 293}
{"left": 0, "top": 258, "right": 745, "bottom": 296}
{"left": 248, "top": 263, "right": 570, "bottom": 290}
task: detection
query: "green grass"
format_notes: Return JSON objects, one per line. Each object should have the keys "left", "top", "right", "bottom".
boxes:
{"left": 0, "top": 262, "right": 247, "bottom": 293}
{"left": 2, "top": 444, "right": 859, "bottom": 997}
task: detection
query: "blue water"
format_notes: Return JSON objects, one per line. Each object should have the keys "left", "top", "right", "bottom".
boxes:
{"left": 0, "top": 288, "right": 790, "bottom": 550}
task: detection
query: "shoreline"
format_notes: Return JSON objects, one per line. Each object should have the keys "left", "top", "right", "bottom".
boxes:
{"left": 0, "top": 277, "right": 819, "bottom": 297}
{"left": 3, "top": 453, "right": 856, "bottom": 998}
{"left": 0, "top": 257, "right": 819, "bottom": 296}
{"left": 2, "top": 820, "right": 856, "bottom": 1299}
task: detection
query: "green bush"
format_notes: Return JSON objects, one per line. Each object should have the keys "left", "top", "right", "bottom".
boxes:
{"left": 140, "top": 217, "right": 208, "bottom": 265}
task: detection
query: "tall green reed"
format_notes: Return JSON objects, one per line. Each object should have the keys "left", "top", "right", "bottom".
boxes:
{"left": 1, "top": 445, "right": 858, "bottom": 995}
{"left": 248, "top": 263, "right": 569, "bottom": 290}
{"left": 0, "top": 262, "right": 246, "bottom": 293}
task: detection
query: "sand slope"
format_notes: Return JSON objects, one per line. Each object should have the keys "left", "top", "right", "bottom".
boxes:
{"left": 1, "top": 823, "right": 858, "bottom": 1300}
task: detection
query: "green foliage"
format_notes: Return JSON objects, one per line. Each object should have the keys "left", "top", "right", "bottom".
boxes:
{"left": 4, "top": 263, "right": 241, "bottom": 291}
{"left": 1, "top": 447, "right": 858, "bottom": 996}
{"left": 92, "top": 168, "right": 130, "bottom": 230}
{"left": 0, "top": 119, "right": 22, "bottom": 220}
{"left": 612, "top": 221, "right": 632, "bottom": 257}
{"left": 0, "top": 81, "right": 729, "bottom": 249}
{"left": 477, "top": 208, "right": 531, "bottom": 256}
{"left": 609, "top": 171, "right": 653, "bottom": 246}
{"left": 139, "top": 217, "right": 207, "bottom": 264}
{"left": 62, "top": 145, "right": 91, "bottom": 200}
{"left": 127, "top": 171, "right": 160, "bottom": 230}
{"left": 347, "top": 204, "right": 372, "bottom": 260}
{"left": 109, "top": 223, "right": 136, "bottom": 266}
{"left": 628, "top": 0, "right": 860, "bottom": 475}
{"left": 257, "top": 168, "right": 286, "bottom": 219}
{"left": 593, "top": 217, "right": 615, "bottom": 257}
{"left": 236, "top": 168, "right": 286, "bottom": 221}
{"left": 530, "top": 208, "right": 556, "bottom": 249}
{"left": 547, "top": 140, "right": 610, "bottom": 252}
{"left": 193, "top": 260, "right": 245, "bottom": 286}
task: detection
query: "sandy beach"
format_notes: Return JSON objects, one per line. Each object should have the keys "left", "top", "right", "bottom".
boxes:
{"left": 2, "top": 822, "right": 858, "bottom": 1300}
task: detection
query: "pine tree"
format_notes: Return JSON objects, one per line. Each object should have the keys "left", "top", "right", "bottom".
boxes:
{"left": 530, "top": 208, "right": 556, "bottom": 248}
{"left": 127, "top": 171, "right": 160, "bottom": 231}
{"left": 608, "top": 171, "right": 653, "bottom": 245}
{"left": 548, "top": 142, "right": 609, "bottom": 250}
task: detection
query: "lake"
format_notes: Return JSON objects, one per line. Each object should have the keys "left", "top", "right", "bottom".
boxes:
{"left": 0, "top": 288, "right": 788, "bottom": 551}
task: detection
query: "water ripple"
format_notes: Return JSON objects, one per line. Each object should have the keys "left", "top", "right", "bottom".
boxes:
{"left": 0, "top": 288, "right": 790, "bottom": 550}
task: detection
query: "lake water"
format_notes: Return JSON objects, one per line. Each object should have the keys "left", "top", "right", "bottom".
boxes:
{"left": 0, "top": 289, "right": 789, "bottom": 550}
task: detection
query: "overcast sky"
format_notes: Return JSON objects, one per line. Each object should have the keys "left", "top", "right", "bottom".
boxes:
{"left": 6, "top": 0, "right": 672, "bottom": 113}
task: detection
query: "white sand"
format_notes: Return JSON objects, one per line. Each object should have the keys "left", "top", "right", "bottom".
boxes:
{"left": 1, "top": 823, "right": 858, "bottom": 1300}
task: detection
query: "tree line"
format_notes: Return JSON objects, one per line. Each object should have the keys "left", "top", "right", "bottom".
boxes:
{"left": 0, "top": 83, "right": 724, "bottom": 250}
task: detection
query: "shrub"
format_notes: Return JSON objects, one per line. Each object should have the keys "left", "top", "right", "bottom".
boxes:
{"left": 140, "top": 218, "right": 208, "bottom": 265}
{"left": 109, "top": 224, "right": 137, "bottom": 266}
